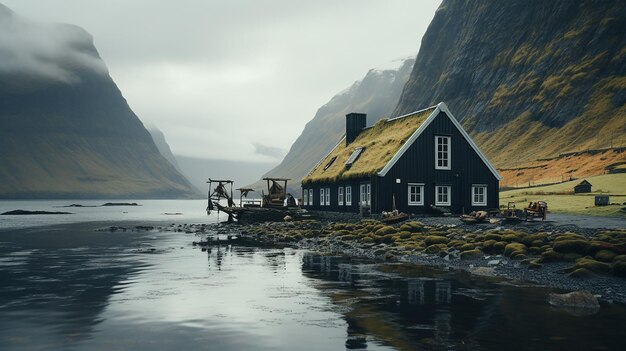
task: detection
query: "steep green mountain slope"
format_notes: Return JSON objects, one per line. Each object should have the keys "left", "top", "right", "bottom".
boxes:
{"left": 393, "top": 0, "right": 626, "bottom": 168}
{"left": 0, "top": 4, "right": 195, "bottom": 198}
{"left": 247, "top": 57, "right": 415, "bottom": 193}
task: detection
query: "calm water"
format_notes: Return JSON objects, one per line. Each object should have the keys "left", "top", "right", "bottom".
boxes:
{"left": 1, "top": 200, "right": 625, "bottom": 350}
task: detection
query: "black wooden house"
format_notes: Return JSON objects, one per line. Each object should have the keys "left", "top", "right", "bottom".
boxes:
{"left": 574, "top": 180, "right": 592, "bottom": 193}
{"left": 300, "top": 102, "right": 501, "bottom": 214}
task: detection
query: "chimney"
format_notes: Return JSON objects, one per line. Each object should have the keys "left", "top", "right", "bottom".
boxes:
{"left": 345, "top": 113, "right": 366, "bottom": 145}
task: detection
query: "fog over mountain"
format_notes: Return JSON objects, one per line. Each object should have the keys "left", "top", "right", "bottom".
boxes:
{"left": 0, "top": 4, "right": 195, "bottom": 198}
{"left": 246, "top": 56, "right": 416, "bottom": 194}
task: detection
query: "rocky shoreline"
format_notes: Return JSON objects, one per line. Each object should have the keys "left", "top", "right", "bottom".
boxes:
{"left": 192, "top": 217, "right": 626, "bottom": 304}
{"left": 108, "top": 215, "right": 626, "bottom": 304}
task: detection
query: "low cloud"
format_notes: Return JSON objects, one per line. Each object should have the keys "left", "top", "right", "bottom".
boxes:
{"left": 0, "top": 4, "right": 107, "bottom": 84}
{"left": 253, "top": 142, "right": 287, "bottom": 160}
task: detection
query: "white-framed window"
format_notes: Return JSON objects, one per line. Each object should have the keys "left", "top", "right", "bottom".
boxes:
{"left": 303, "top": 189, "right": 308, "bottom": 206}
{"left": 360, "top": 183, "right": 371, "bottom": 206}
{"left": 308, "top": 189, "right": 313, "bottom": 206}
{"left": 435, "top": 136, "right": 451, "bottom": 170}
{"left": 320, "top": 188, "right": 325, "bottom": 206}
{"left": 338, "top": 187, "right": 344, "bottom": 206}
{"left": 435, "top": 185, "right": 451, "bottom": 206}
{"left": 346, "top": 186, "right": 352, "bottom": 205}
{"left": 472, "top": 185, "right": 487, "bottom": 206}
{"left": 325, "top": 188, "right": 330, "bottom": 206}
{"left": 408, "top": 183, "right": 424, "bottom": 206}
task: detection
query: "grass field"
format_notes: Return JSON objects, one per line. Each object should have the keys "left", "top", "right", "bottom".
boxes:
{"left": 500, "top": 173, "right": 626, "bottom": 217}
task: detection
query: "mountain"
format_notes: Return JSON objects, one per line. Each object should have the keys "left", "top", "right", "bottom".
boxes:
{"left": 147, "top": 127, "right": 183, "bottom": 172}
{"left": 0, "top": 4, "right": 195, "bottom": 198}
{"left": 246, "top": 57, "right": 416, "bottom": 194}
{"left": 176, "top": 156, "right": 275, "bottom": 198}
{"left": 393, "top": 0, "right": 626, "bottom": 168}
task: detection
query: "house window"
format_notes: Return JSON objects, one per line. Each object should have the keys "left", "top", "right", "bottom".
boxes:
{"left": 320, "top": 188, "right": 325, "bottom": 206}
{"left": 360, "top": 183, "right": 371, "bottom": 206}
{"left": 472, "top": 185, "right": 487, "bottom": 206}
{"left": 325, "top": 188, "right": 330, "bottom": 206}
{"left": 338, "top": 187, "right": 344, "bottom": 206}
{"left": 435, "top": 136, "right": 451, "bottom": 170}
{"left": 303, "top": 189, "right": 308, "bottom": 206}
{"left": 435, "top": 185, "right": 451, "bottom": 206}
{"left": 308, "top": 189, "right": 313, "bottom": 206}
{"left": 346, "top": 186, "right": 352, "bottom": 205}
{"left": 408, "top": 183, "right": 424, "bottom": 206}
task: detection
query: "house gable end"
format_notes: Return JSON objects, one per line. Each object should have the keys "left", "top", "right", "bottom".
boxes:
{"left": 378, "top": 102, "right": 501, "bottom": 180}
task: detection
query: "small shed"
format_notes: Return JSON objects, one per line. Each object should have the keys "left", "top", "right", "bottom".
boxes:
{"left": 574, "top": 180, "right": 592, "bottom": 193}
{"left": 595, "top": 195, "right": 609, "bottom": 206}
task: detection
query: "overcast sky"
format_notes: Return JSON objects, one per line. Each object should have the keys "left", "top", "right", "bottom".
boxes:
{"left": 3, "top": 0, "right": 441, "bottom": 163}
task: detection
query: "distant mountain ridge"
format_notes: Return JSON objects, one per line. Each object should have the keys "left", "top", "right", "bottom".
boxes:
{"left": 246, "top": 57, "right": 416, "bottom": 194}
{"left": 393, "top": 0, "right": 626, "bottom": 167}
{"left": 0, "top": 4, "right": 195, "bottom": 198}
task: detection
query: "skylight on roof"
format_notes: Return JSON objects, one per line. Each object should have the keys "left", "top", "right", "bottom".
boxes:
{"left": 345, "top": 147, "right": 365, "bottom": 168}
{"left": 323, "top": 156, "right": 337, "bottom": 170}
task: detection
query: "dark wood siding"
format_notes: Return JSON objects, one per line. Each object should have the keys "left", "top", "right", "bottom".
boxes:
{"left": 375, "top": 111, "right": 499, "bottom": 214}
{"left": 301, "top": 177, "right": 370, "bottom": 213}
{"left": 302, "top": 111, "right": 499, "bottom": 215}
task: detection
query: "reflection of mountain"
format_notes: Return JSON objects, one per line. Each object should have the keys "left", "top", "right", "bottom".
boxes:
{"left": 0, "top": 228, "right": 148, "bottom": 347}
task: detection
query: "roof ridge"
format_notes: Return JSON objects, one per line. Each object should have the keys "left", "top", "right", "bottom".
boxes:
{"left": 387, "top": 104, "right": 438, "bottom": 122}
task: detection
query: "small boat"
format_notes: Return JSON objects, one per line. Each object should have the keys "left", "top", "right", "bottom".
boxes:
{"left": 460, "top": 210, "right": 488, "bottom": 224}
{"left": 381, "top": 211, "right": 410, "bottom": 224}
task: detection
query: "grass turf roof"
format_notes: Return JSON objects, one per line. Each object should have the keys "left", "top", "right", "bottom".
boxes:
{"left": 303, "top": 107, "right": 436, "bottom": 183}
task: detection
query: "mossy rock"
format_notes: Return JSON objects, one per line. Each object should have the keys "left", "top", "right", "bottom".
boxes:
{"left": 427, "top": 231, "right": 446, "bottom": 237}
{"left": 484, "top": 233, "right": 502, "bottom": 241}
{"left": 340, "top": 235, "right": 355, "bottom": 241}
{"left": 574, "top": 257, "right": 611, "bottom": 274}
{"left": 568, "top": 268, "right": 598, "bottom": 278}
{"left": 482, "top": 239, "right": 497, "bottom": 251}
{"left": 334, "top": 230, "right": 351, "bottom": 237}
{"left": 562, "top": 253, "right": 583, "bottom": 262}
{"left": 381, "top": 234, "right": 396, "bottom": 244}
{"left": 460, "top": 243, "right": 477, "bottom": 252}
{"left": 504, "top": 243, "right": 527, "bottom": 257}
{"left": 424, "top": 244, "right": 447, "bottom": 254}
{"left": 424, "top": 236, "right": 448, "bottom": 245}
{"left": 448, "top": 239, "right": 465, "bottom": 248}
{"left": 361, "top": 236, "right": 375, "bottom": 243}
{"left": 511, "top": 252, "right": 528, "bottom": 260}
{"left": 502, "top": 233, "right": 520, "bottom": 242}
{"left": 614, "top": 255, "right": 626, "bottom": 262}
{"left": 613, "top": 262, "right": 626, "bottom": 277}
{"left": 460, "top": 249, "right": 483, "bottom": 259}
{"left": 375, "top": 226, "right": 397, "bottom": 236}
{"left": 397, "top": 231, "right": 412, "bottom": 239}
{"left": 492, "top": 241, "right": 507, "bottom": 253}
{"left": 586, "top": 241, "right": 616, "bottom": 255}
{"left": 528, "top": 247, "right": 543, "bottom": 255}
{"left": 552, "top": 240, "right": 590, "bottom": 254}
{"left": 554, "top": 233, "right": 587, "bottom": 241}
{"left": 539, "top": 250, "right": 564, "bottom": 263}
{"left": 399, "top": 221, "right": 424, "bottom": 233}
{"left": 595, "top": 249, "right": 616, "bottom": 262}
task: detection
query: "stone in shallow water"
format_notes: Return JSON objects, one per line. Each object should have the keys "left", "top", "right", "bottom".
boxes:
{"left": 548, "top": 291, "right": 599, "bottom": 309}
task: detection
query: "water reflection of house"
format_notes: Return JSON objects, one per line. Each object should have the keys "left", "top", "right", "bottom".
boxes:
{"left": 300, "top": 254, "right": 496, "bottom": 351}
